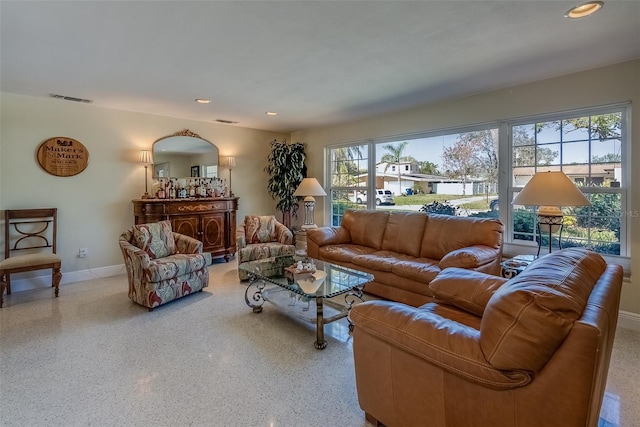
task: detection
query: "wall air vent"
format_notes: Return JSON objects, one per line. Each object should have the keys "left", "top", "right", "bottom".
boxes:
{"left": 215, "top": 119, "right": 238, "bottom": 124}
{"left": 49, "top": 93, "right": 93, "bottom": 103}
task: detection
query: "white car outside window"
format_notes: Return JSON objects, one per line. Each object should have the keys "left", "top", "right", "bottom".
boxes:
{"left": 351, "top": 189, "right": 395, "bottom": 205}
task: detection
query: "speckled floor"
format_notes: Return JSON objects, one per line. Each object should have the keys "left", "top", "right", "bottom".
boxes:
{"left": 1, "top": 260, "right": 638, "bottom": 427}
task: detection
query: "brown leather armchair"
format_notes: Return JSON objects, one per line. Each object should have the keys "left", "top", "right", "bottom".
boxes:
{"left": 350, "top": 248, "right": 623, "bottom": 427}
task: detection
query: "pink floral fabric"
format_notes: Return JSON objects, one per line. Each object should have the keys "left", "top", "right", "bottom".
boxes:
{"left": 236, "top": 215, "right": 295, "bottom": 281}
{"left": 244, "top": 215, "right": 279, "bottom": 244}
{"left": 119, "top": 225, "right": 211, "bottom": 310}
{"left": 132, "top": 220, "right": 176, "bottom": 259}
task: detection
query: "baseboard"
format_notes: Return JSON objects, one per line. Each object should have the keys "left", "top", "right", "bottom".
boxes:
{"left": 7, "top": 264, "right": 126, "bottom": 292}
{"left": 617, "top": 310, "right": 640, "bottom": 332}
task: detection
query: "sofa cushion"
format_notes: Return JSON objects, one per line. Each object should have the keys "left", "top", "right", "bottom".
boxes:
{"left": 429, "top": 268, "right": 508, "bottom": 316}
{"left": 132, "top": 220, "right": 176, "bottom": 259}
{"left": 391, "top": 258, "right": 441, "bottom": 283}
{"left": 381, "top": 211, "right": 428, "bottom": 257}
{"left": 421, "top": 215, "right": 503, "bottom": 260}
{"left": 480, "top": 248, "right": 607, "bottom": 373}
{"left": 352, "top": 251, "right": 416, "bottom": 272}
{"left": 244, "top": 215, "right": 278, "bottom": 244}
{"left": 341, "top": 209, "right": 389, "bottom": 250}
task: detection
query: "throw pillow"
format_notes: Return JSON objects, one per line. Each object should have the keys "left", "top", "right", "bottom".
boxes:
{"left": 132, "top": 220, "right": 176, "bottom": 259}
{"left": 429, "top": 268, "right": 508, "bottom": 316}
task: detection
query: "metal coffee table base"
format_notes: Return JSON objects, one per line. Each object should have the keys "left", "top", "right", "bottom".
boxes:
{"left": 244, "top": 276, "right": 364, "bottom": 349}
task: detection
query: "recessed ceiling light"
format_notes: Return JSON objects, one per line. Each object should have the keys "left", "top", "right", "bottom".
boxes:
{"left": 266, "top": 112, "right": 278, "bottom": 116}
{"left": 565, "top": 1, "right": 604, "bottom": 19}
{"left": 195, "top": 99, "right": 212, "bottom": 104}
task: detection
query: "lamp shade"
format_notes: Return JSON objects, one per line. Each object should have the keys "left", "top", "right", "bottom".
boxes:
{"left": 139, "top": 150, "right": 153, "bottom": 165}
{"left": 293, "top": 178, "right": 327, "bottom": 197}
{"left": 227, "top": 156, "right": 236, "bottom": 168}
{"left": 512, "top": 171, "right": 590, "bottom": 207}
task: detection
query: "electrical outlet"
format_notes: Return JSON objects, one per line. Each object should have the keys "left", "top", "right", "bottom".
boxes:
{"left": 78, "top": 247, "right": 88, "bottom": 258}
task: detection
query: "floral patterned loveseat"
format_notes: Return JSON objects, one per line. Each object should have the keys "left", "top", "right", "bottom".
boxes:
{"left": 119, "top": 220, "right": 212, "bottom": 310}
{"left": 236, "top": 215, "right": 296, "bottom": 281}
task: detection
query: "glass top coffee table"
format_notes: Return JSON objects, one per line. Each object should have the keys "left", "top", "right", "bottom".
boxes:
{"left": 240, "top": 255, "right": 374, "bottom": 349}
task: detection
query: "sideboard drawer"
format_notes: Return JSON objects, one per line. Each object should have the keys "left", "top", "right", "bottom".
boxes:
{"left": 134, "top": 203, "right": 165, "bottom": 215}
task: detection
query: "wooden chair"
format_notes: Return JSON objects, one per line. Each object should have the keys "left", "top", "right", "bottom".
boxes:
{"left": 0, "top": 208, "right": 62, "bottom": 307}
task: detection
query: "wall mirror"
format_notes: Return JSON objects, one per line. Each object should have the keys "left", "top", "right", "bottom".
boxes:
{"left": 152, "top": 129, "right": 219, "bottom": 178}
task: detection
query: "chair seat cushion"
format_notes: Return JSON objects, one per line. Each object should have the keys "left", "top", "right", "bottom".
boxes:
{"left": 132, "top": 220, "right": 176, "bottom": 259}
{"left": 238, "top": 242, "right": 296, "bottom": 264}
{"left": 144, "top": 252, "right": 211, "bottom": 282}
{"left": 0, "top": 253, "right": 61, "bottom": 270}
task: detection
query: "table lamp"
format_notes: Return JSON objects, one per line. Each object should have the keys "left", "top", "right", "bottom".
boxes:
{"left": 227, "top": 156, "right": 236, "bottom": 197}
{"left": 512, "top": 171, "right": 590, "bottom": 255}
{"left": 293, "top": 178, "right": 327, "bottom": 229}
{"left": 139, "top": 149, "right": 154, "bottom": 199}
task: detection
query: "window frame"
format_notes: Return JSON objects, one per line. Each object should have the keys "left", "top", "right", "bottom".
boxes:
{"left": 501, "top": 103, "right": 630, "bottom": 263}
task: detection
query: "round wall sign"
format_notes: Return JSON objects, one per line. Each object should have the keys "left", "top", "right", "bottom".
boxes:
{"left": 36, "top": 137, "right": 89, "bottom": 177}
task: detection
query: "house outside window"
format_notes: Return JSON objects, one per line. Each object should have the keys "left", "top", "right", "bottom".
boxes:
{"left": 327, "top": 126, "right": 499, "bottom": 226}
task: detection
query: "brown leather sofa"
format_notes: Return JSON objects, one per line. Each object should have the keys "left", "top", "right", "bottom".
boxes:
{"left": 350, "top": 248, "right": 623, "bottom": 427}
{"left": 306, "top": 209, "right": 503, "bottom": 306}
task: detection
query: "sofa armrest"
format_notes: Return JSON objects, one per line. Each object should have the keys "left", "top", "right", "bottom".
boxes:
{"left": 307, "top": 226, "right": 351, "bottom": 258}
{"left": 350, "top": 301, "right": 532, "bottom": 389}
{"left": 274, "top": 222, "right": 294, "bottom": 244}
{"left": 307, "top": 226, "right": 351, "bottom": 246}
{"left": 236, "top": 224, "right": 247, "bottom": 249}
{"left": 119, "top": 240, "right": 152, "bottom": 269}
{"left": 439, "top": 245, "right": 499, "bottom": 270}
{"left": 173, "top": 232, "right": 203, "bottom": 254}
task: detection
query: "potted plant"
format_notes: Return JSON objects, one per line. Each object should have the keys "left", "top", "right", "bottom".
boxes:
{"left": 264, "top": 139, "right": 306, "bottom": 228}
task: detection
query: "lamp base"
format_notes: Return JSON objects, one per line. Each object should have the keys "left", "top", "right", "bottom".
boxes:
{"left": 536, "top": 206, "right": 564, "bottom": 256}
{"left": 302, "top": 196, "right": 317, "bottom": 229}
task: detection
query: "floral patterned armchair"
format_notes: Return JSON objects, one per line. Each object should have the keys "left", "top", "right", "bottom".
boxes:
{"left": 119, "top": 220, "right": 212, "bottom": 310}
{"left": 236, "top": 215, "right": 296, "bottom": 281}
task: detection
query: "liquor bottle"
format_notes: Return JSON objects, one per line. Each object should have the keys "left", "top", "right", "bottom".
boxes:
{"left": 200, "top": 179, "right": 207, "bottom": 197}
{"left": 189, "top": 179, "right": 195, "bottom": 197}
{"left": 194, "top": 179, "right": 201, "bottom": 198}
{"left": 158, "top": 179, "right": 166, "bottom": 199}
{"left": 169, "top": 179, "right": 176, "bottom": 199}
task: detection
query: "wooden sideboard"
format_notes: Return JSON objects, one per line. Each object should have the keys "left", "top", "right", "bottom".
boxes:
{"left": 132, "top": 198, "right": 239, "bottom": 261}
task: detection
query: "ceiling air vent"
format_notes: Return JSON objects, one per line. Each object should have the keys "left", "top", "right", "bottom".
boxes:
{"left": 49, "top": 93, "right": 93, "bottom": 103}
{"left": 215, "top": 119, "right": 238, "bottom": 124}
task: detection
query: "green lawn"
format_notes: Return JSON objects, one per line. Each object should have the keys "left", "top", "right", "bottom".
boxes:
{"left": 393, "top": 193, "right": 494, "bottom": 207}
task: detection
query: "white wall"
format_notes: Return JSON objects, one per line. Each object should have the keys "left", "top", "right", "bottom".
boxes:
{"left": 293, "top": 60, "right": 640, "bottom": 316}
{"left": 0, "top": 93, "right": 288, "bottom": 287}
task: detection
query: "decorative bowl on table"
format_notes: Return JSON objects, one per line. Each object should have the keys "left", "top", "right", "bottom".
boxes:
{"left": 295, "top": 270, "right": 327, "bottom": 294}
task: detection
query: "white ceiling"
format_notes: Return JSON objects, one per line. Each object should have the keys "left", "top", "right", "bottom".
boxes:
{"left": 1, "top": 1, "right": 639, "bottom": 133}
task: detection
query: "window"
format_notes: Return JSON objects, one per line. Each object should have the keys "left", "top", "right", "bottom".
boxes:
{"left": 325, "top": 104, "right": 629, "bottom": 260}
{"left": 508, "top": 106, "right": 628, "bottom": 256}
{"left": 328, "top": 144, "right": 369, "bottom": 226}
{"left": 327, "top": 126, "right": 499, "bottom": 225}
